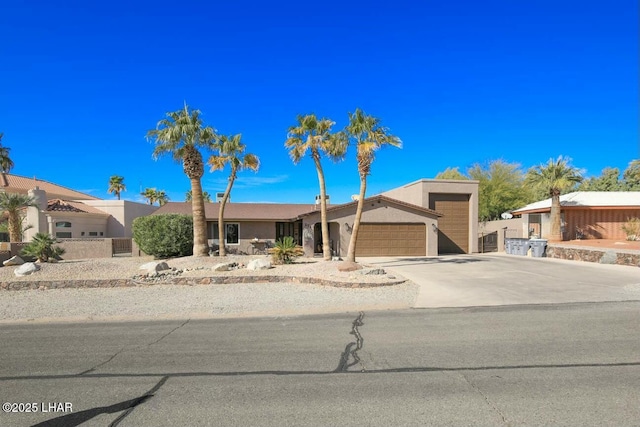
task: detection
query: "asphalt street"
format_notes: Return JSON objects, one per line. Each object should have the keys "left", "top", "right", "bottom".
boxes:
{"left": 1, "top": 303, "right": 639, "bottom": 426}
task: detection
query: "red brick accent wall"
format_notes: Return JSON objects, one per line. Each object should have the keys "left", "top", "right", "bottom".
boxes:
{"left": 565, "top": 209, "right": 640, "bottom": 240}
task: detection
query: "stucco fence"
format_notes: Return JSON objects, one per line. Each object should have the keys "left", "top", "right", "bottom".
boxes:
{"left": 0, "top": 238, "right": 145, "bottom": 263}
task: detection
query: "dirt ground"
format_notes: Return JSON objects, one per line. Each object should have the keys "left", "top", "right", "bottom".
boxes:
{"left": 553, "top": 238, "right": 640, "bottom": 251}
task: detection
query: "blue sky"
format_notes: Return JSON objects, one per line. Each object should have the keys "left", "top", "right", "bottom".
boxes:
{"left": 1, "top": 0, "right": 637, "bottom": 204}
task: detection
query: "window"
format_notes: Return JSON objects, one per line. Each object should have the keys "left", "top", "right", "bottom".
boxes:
{"left": 276, "top": 221, "right": 302, "bottom": 245}
{"left": 207, "top": 222, "right": 239, "bottom": 244}
{"left": 55, "top": 221, "right": 72, "bottom": 228}
{"left": 56, "top": 232, "right": 72, "bottom": 238}
{"left": 89, "top": 232, "right": 98, "bottom": 236}
{"left": 225, "top": 223, "right": 239, "bottom": 244}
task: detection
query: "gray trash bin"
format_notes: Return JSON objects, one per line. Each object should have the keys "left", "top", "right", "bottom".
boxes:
{"left": 529, "top": 239, "right": 547, "bottom": 257}
{"left": 512, "top": 238, "right": 530, "bottom": 256}
{"left": 505, "top": 238, "right": 513, "bottom": 254}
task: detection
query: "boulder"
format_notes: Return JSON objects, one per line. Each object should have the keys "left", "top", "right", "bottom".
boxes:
{"left": 247, "top": 258, "right": 272, "bottom": 270}
{"left": 14, "top": 262, "right": 40, "bottom": 277}
{"left": 3, "top": 255, "right": 24, "bottom": 266}
{"left": 213, "top": 262, "right": 236, "bottom": 272}
{"left": 337, "top": 261, "right": 362, "bottom": 272}
{"left": 139, "top": 261, "right": 171, "bottom": 274}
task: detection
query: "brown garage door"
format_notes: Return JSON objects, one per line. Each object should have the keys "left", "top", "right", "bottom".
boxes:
{"left": 429, "top": 193, "right": 469, "bottom": 254}
{"left": 356, "top": 223, "right": 426, "bottom": 257}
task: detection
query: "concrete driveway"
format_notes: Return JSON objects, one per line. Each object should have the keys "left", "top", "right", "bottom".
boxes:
{"left": 364, "top": 253, "right": 640, "bottom": 308}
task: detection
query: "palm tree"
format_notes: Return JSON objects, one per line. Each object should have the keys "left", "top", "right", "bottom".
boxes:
{"left": 108, "top": 175, "right": 126, "bottom": 200}
{"left": 285, "top": 114, "right": 347, "bottom": 260}
{"left": 525, "top": 156, "right": 583, "bottom": 241}
{"left": 185, "top": 190, "right": 212, "bottom": 203}
{"left": 0, "top": 192, "right": 37, "bottom": 242}
{"left": 141, "top": 188, "right": 158, "bottom": 205}
{"left": 156, "top": 190, "right": 169, "bottom": 206}
{"left": 208, "top": 134, "right": 260, "bottom": 256}
{"left": 146, "top": 103, "right": 217, "bottom": 257}
{"left": 340, "top": 108, "right": 401, "bottom": 263}
{"left": 0, "top": 132, "right": 15, "bottom": 174}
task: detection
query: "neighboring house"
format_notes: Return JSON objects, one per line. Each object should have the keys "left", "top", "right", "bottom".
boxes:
{"left": 511, "top": 191, "right": 640, "bottom": 240}
{"left": 0, "top": 173, "right": 157, "bottom": 241}
{"left": 154, "top": 179, "right": 480, "bottom": 257}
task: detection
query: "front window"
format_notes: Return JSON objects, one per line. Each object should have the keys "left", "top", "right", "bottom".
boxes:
{"left": 56, "top": 232, "right": 72, "bottom": 238}
{"left": 225, "top": 223, "right": 239, "bottom": 245}
{"left": 55, "top": 221, "right": 72, "bottom": 228}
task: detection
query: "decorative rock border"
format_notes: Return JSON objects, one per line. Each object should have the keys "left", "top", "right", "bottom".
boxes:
{"left": 546, "top": 244, "right": 640, "bottom": 267}
{"left": 0, "top": 275, "right": 407, "bottom": 291}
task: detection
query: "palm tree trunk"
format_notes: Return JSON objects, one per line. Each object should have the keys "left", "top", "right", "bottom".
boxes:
{"left": 312, "top": 152, "right": 331, "bottom": 261}
{"left": 218, "top": 167, "right": 237, "bottom": 257}
{"left": 8, "top": 212, "right": 22, "bottom": 242}
{"left": 549, "top": 192, "right": 562, "bottom": 241}
{"left": 190, "top": 178, "right": 210, "bottom": 256}
{"left": 346, "top": 176, "right": 367, "bottom": 263}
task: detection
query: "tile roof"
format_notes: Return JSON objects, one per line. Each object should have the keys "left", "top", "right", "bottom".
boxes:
{"left": 302, "top": 195, "right": 442, "bottom": 217}
{"left": 153, "top": 202, "right": 318, "bottom": 221}
{"left": 46, "top": 199, "right": 109, "bottom": 215}
{"left": 154, "top": 195, "right": 441, "bottom": 221}
{"left": 1, "top": 173, "right": 98, "bottom": 200}
{"left": 513, "top": 191, "right": 640, "bottom": 214}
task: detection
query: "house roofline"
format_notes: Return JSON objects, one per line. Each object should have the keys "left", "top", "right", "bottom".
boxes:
{"left": 298, "top": 195, "right": 443, "bottom": 218}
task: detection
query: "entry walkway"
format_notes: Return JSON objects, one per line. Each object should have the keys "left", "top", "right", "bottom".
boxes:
{"left": 364, "top": 253, "right": 640, "bottom": 308}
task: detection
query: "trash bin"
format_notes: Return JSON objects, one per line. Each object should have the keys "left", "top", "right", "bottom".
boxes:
{"left": 512, "top": 238, "right": 530, "bottom": 256}
{"left": 505, "top": 238, "right": 513, "bottom": 254}
{"left": 529, "top": 239, "right": 547, "bottom": 257}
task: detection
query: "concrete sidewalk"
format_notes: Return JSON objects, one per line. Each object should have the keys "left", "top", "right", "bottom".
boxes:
{"left": 364, "top": 253, "right": 640, "bottom": 308}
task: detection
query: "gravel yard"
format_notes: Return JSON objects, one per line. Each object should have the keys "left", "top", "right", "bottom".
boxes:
{"left": 0, "top": 255, "right": 418, "bottom": 322}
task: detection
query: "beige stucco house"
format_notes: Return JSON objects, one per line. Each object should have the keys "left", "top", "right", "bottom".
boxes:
{"left": 153, "top": 179, "right": 480, "bottom": 257}
{"left": 1, "top": 173, "right": 157, "bottom": 242}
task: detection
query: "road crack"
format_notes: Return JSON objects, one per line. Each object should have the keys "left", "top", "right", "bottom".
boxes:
{"left": 459, "top": 373, "right": 510, "bottom": 425}
{"left": 334, "top": 311, "right": 366, "bottom": 372}
{"left": 79, "top": 319, "right": 190, "bottom": 375}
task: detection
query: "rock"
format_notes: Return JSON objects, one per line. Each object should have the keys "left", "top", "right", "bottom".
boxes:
{"left": 3, "top": 255, "right": 24, "bottom": 266}
{"left": 247, "top": 258, "right": 272, "bottom": 270}
{"left": 14, "top": 262, "right": 40, "bottom": 277}
{"left": 337, "top": 261, "right": 362, "bottom": 272}
{"left": 358, "top": 268, "right": 386, "bottom": 275}
{"left": 332, "top": 256, "right": 343, "bottom": 261}
{"left": 139, "top": 261, "right": 170, "bottom": 274}
{"left": 213, "top": 262, "right": 236, "bottom": 272}
{"left": 599, "top": 251, "right": 617, "bottom": 265}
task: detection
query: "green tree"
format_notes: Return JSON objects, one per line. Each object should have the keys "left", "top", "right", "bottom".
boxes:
{"left": 468, "top": 160, "right": 530, "bottom": 221}
{"left": 285, "top": 114, "right": 347, "bottom": 260}
{"left": 0, "top": 192, "right": 37, "bottom": 242}
{"left": 578, "top": 167, "right": 623, "bottom": 191}
{"left": 622, "top": 160, "right": 640, "bottom": 190}
{"left": 21, "top": 233, "right": 65, "bottom": 262}
{"left": 0, "top": 133, "right": 15, "bottom": 174}
{"left": 208, "top": 134, "right": 260, "bottom": 256}
{"left": 340, "top": 108, "right": 401, "bottom": 263}
{"left": 156, "top": 190, "right": 169, "bottom": 206}
{"left": 185, "top": 190, "right": 212, "bottom": 203}
{"left": 525, "top": 156, "right": 583, "bottom": 241}
{"left": 146, "top": 103, "right": 217, "bottom": 257}
{"left": 108, "top": 175, "right": 126, "bottom": 200}
{"left": 141, "top": 188, "right": 158, "bottom": 205}
{"left": 435, "top": 167, "right": 468, "bottom": 180}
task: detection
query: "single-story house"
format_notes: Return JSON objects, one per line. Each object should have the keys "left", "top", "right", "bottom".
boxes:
{"left": 153, "top": 179, "right": 480, "bottom": 257}
{"left": 511, "top": 191, "right": 640, "bottom": 240}
{"left": 1, "top": 173, "right": 157, "bottom": 241}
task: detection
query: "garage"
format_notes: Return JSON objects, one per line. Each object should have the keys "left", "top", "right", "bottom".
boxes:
{"left": 429, "top": 193, "right": 469, "bottom": 254}
{"left": 356, "top": 223, "right": 426, "bottom": 257}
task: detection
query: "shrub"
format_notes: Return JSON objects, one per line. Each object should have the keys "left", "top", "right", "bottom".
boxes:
{"left": 268, "top": 236, "right": 305, "bottom": 264}
{"left": 21, "top": 233, "right": 65, "bottom": 262}
{"left": 132, "top": 214, "right": 194, "bottom": 258}
{"left": 621, "top": 217, "right": 640, "bottom": 241}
